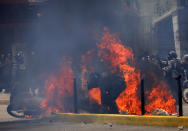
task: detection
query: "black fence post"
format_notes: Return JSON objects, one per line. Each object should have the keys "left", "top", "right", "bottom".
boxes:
{"left": 141, "top": 79, "right": 145, "bottom": 115}
{"left": 176, "top": 75, "right": 183, "bottom": 116}
{"left": 73, "top": 78, "right": 78, "bottom": 113}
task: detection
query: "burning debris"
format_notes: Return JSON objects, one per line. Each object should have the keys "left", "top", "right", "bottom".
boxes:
{"left": 81, "top": 28, "right": 177, "bottom": 115}
{"left": 38, "top": 28, "right": 177, "bottom": 116}
{"left": 1, "top": 0, "right": 185, "bottom": 121}
{"left": 145, "top": 73, "right": 176, "bottom": 115}
{"left": 97, "top": 27, "right": 141, "bottom": 114}
{"left": 40, "top": 56, "right": 74, "bottom": 114}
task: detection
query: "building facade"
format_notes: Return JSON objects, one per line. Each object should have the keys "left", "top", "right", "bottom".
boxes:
{"left": 137, "top": 0, "right": 188, "bottom": 58}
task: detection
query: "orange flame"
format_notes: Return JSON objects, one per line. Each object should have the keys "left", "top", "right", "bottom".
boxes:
{"left": 88, "top": 88, "right": 102, "bottom": 105}
{"left": 81, "top": 50, "right": 102, "bottom": 106}
{"left": 81, "top": 49, "right": 95, "bottom": 90}
{"left": 24, "top": 115, "right": 32, "bottom": 118}
{"left": 145, "top": 73, "right": 176, "bottom": 114}
{"left": 97, "top": 27, "right": 141, "bottom": 114}
{"left": 40, "top": 56, "right": 74, "bottom": 114}
{"left": 39, "top": 28, "right": 176, "bottom": 115}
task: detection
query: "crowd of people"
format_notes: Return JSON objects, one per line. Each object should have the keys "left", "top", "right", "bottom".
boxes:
{"left": 1, "top": 49, "right": 188, "bottom": 102}
{"left": 142, "top": 51, "right": 188, "bottom": 103}
{"left": 142, "top": 51, "right": 188, "bottom": 79}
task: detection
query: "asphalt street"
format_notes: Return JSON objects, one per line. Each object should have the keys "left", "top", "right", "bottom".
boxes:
{"left": 0, "top": 121, "right": 187, "bottom": 131}
{"left": 0, "top": 93, "right": 188, "bottom": 131}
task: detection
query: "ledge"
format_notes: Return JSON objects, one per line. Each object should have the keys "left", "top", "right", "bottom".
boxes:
{"left": 48, "top": 113, "right": 188, "bottom": 127}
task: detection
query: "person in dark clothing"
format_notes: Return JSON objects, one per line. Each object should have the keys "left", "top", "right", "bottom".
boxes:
{"left": 180, "top": 54, "right": 188, "bottom": 103}
{"left": 181, "top": 54, "right": 188, "bottom": 71}
{"left": 163, "top": 51, "right": 181, "bottom": 101}
{"left": 9, "top": 50, "right": 28, "bottom": 107}
{"left": 0, "top": 54, "right": 6, "bottom": 65}
{"left": 88, "top": 71, "right": 126, "bottom": 114}
{"left": 163, "top": 51, "right": 181, "bottom": 77}
{"left": 6, "top": 53, "right": 12, "bottom": 63}
{"left": 167, "top": 51, "right": 177, "bottom": 61}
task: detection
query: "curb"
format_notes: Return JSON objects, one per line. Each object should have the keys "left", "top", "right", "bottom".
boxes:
{"left": 49, "top": 113, "right": 188, "bottom": 127}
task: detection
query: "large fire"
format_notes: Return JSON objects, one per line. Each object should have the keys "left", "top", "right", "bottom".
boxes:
{"left": 40, "top": 28, "right": 176, "bottom": 115}
{"left": 145, "top": 73, "right": 176, "bottom": 114}
{"left": 97, "top": 27, "right": 141, "bottom": 114}
{"left": 40, "top": 57, "right": 74, "bottom": 114}
{"left": 86, "top": 27, "right": 176, "bottom": 115}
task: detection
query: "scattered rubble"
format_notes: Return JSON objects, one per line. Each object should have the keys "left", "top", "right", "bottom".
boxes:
{"left": 120, "top": 111, "right": 129, "bottom": 115}
{"left": 178, "top": 126, "right": 184, "bottom": 130}
{"left": 152, "top": 109, "right": 169, "bottom": 116}
{"left": 107, "top": 123, "right": 113, "bottom": 127}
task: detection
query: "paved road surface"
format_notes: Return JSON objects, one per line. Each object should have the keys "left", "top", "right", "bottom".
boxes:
{"left": 0, "top": 121, "right": 188, "bottom": 131}
{"left": 0, "top": 93, "right": 188, "bottom": 131}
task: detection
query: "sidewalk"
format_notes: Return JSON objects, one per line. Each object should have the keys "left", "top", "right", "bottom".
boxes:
{"left": 0, "top": 92, "right": 9, "bottom": 105}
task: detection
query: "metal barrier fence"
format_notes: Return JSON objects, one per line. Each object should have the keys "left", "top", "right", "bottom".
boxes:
{"left": 73, "top": 76, "right": 184, "bottom": 116}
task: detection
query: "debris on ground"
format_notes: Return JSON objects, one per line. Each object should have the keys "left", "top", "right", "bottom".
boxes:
{"left": 152, "top": 109, "right": 169, "bottom": 116}
{"left": 178, "top": 126, "right": 184, "bottom": 130}
{"left": 120, "top": 111, "right": 129, "bottom": 115}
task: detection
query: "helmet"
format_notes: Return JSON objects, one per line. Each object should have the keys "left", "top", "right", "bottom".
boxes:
{"left": 183, "top": 87, "right": 188, "bottom": 104}
{"left": 16, "top": 51, "right": 24, "bottom": 57}
{"left": 167, "top": 51, "right": 177, "bottom": 60}
{"left": 15, "top": 51, "right": 24, "bottom": 64}
{"left": 182, "top": 54, "right": 188, "bottom": 64}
